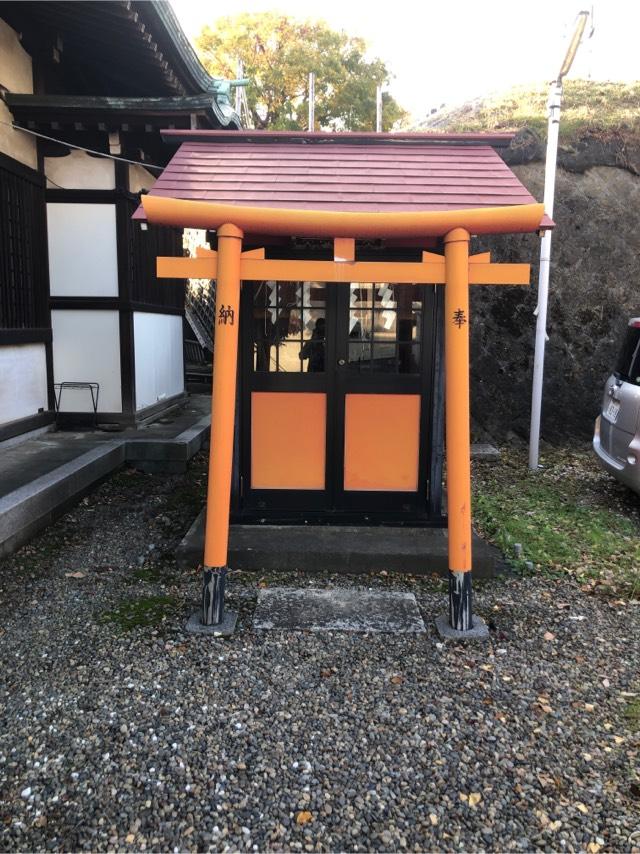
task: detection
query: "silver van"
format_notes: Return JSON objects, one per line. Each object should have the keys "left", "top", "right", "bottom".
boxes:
{"left": 593, "top": 318, "right": 640, "bottom": 494}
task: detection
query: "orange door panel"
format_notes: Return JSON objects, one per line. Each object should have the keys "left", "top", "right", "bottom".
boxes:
{"left": 344, "top": 394, "right": 420, "bottom": 491}
{"left": 251, "top": 392, "right": 326, "bottom": 489}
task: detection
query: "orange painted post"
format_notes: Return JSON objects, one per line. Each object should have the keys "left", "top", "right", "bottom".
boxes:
{"left": 442, "top": 227, "right": 481, "bottom": 634}
{"left": 197, "top": 223, "right": 243, "bottom": 632}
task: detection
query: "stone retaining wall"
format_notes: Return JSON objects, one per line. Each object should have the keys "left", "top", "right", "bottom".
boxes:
{"left": 470, "top": 132, "right": 640, "bottom": 442}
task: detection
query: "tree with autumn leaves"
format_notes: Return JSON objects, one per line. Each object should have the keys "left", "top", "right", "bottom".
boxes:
{"left": 195, "top": 13, "right": 408, "bottom": 132}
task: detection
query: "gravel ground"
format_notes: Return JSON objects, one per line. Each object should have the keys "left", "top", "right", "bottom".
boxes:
{"left": 0, "top": 456, "right": 639, "bottom": 852}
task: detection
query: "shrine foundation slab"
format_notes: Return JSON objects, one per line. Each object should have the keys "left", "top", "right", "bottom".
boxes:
{"left": 177, "top": 512, "right": 502, "bottom": 577}
{"left": 253, "top": 588, "right": 426, "bottom": 633}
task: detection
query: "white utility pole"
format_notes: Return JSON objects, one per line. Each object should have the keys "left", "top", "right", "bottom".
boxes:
{"left": 376, "top": 85, "right": 383, "bottom": 132}
{"left": 308, "top": 72, "right": 315, "bottom": 131}
{"left": 235, "top": 59, "right": 243, "bottom": 115}
{"left": 528, "top": 10, "right": 592, "bottom": 470}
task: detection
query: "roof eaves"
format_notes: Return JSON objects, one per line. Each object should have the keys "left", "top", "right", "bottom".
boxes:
{"left": 4, "top": 92, "right": 241, "bottom": 130}
{"left": 159, "top": 129, "right": 515, "bottom": 146}
{"left": 140, "top": 1, "right": 217, "bottom": 95}
{"left": 133, "top": 1, "right": 242, "bottom": 128}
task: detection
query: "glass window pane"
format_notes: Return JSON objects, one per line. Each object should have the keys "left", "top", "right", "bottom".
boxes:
{"left": 349, "top": 283, "right": 373, "bottom": 338}
{"left": 302, "top": 308, "right": 325, "bottom": 338}
{"left": 278, "top": 281, "right": 299, "bottom": 311}
{"left": 253, "top": 338, "right": 276, "bottom": 372}
{"left": 348, "top": 341, "right": 371, "bottom": 371}
{"left": 349, "top": 310, "right": 370, "bottom": 339}
{"left": 300, "top": 310, "right": 326, "bottom": 372}
{"left": 274, "top": 309, "right": 299, "bottom": 342}
{"left": 253, "top": 281, "right": 277, "bottom": 372}
{"left": 374, "top": 284, "right": 397, "bottom": 309}
{"left": 410, "top": 304, "right": 422, "bottom": 341}
{"left": 372, "top": 343, "right": 397, "bottom": 372}
{"left": 252, "top": 281, "right": 327, "bottom": 373}
{"left": 350, "top": 283, "right": 373, "bottom": 309}
{"left": 277, "top": 337, "right": 304, "bottom": 372}
{"left": 373, "top": 309, "right": 397, "bottom": 340}
{"left": 278, "top": 307, "right": 301, "bottom": 337}
{"left": 398, "top": 343, "right": 421, "bottom": 374}
{"left": 253, "top": 280, "right": 268, "bottom": 307}
{"left": 392, "top": 285, "right": 422, "bottom": 343}
{"left": 303, "top": 281, "right": 326, "bottom": 307}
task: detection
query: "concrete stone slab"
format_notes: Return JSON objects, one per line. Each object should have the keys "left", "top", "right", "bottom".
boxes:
{"left": 177, "top": 512, "right": 502, "bottom": 577}
{"left": 471, "top": 443, "right": 501, "bottom": 461}
{"left": 124, "top": 411, "right": 210, "bottom": 473}
{"left": 0, "top": 396, "right": 212, "bottom": 559}
{"left": 185, "top": 610, "right": 237, "bottom": 637}
{"left": 0, "top": 443, "right": 126, "bottom": 558}
{"left": 435, "top": 614, "right": 490, "bottom": 641}
{"left": 253, "top": 587, "right": 426, "bottom": 633}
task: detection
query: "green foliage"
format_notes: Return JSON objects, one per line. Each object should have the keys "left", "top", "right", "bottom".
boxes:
{"left": 195, "top": 13, "right": 407, "bottom": 131}
{"left": 472, "top": 447, "right": 640, "bottom": 597}
{"left": 423, "top": 80, "right": 640, "bottom": 144}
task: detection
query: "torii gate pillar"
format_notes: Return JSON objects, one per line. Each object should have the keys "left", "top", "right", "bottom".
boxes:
{"left": 187, "top": 223, "right": 243, "bottom": 636}
{"left": 441, "top": 228, "right": 481, "bottom": 636}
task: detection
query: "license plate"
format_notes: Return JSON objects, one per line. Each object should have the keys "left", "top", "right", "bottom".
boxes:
{"left": 605, "top": 400, "right": 620, "bottom": 423}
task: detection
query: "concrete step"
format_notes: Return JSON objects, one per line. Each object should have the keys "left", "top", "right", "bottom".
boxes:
{"left": 177, "top": 511, "right": 502, "bottom": 577}
{"left": 0, "top": 398, "right": 211, "bottom": 558}
{"left": 0, "top": 442, "right": 125, "bottom": 559}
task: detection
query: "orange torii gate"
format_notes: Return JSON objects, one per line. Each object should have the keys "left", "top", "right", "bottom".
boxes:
{"left": 142, "top": 194, "right": 545, "bottom": 638}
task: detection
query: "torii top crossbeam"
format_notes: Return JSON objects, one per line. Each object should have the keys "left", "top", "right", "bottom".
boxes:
{"left": 135, "top": 130, "right": 550, "bottom": 637}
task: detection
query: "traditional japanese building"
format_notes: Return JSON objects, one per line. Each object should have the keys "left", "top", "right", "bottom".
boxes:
{"left": 0, "top": 1, "right": 240, "bottom": 439}
{"left": 134, "top": 129, "right": 550, "bottom": 635}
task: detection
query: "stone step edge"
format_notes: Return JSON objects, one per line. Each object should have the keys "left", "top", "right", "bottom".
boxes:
{"left": 0, "top": 416, "right": 211, "bottom": 557}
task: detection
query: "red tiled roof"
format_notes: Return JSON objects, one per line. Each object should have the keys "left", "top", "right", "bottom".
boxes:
{"left": 135, "top": 131, "right": 549, "bottom": 223}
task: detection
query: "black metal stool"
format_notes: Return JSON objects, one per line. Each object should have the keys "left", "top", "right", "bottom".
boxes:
{"left": 53, "top": 382, "right": 100, "bottom": 427}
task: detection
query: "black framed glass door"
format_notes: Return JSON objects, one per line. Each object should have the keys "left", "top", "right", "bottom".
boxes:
{"left": 331, "top": 283, "right": 434, "bottom": 515}
{"left": 240, "top": 279, "right": 436, "bottom": 519}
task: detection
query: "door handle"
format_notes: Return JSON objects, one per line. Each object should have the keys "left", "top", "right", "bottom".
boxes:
{"left": 337, "top": 358, "right": 346, "bottom": 366}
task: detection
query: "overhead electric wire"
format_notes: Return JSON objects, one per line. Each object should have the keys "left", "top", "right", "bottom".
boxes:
{"left": 0, "top": 119, "right": 164, "bottom": 172}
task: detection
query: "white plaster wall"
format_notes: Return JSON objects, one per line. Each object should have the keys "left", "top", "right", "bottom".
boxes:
{"left": 128, "top": 163, "right": 157, "bottom": 193}
{"left": 134, "top": 313, "right": 184, "bottom": 411}
{"left": 0, "top": 344, "right": 48, "bottom": 425}
{"left": 0, "top": 101, "right": 36, "bottom": 168}
{"left": 51, "top": 310, "right": 122, "bottom": 412}
{"left": 45, "top": 150, "right": 115, "bottom": 190}
{"left": 0, "top": 18, "right": 37, "bottom": 168}
{"left": 0, "top": 18, "right": 32, "bottom": 91}
{"left": 47, "top": 203, "right": 119, "bottom": 297}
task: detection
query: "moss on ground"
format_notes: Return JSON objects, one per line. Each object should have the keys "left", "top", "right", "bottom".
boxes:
{"left": 98, "top": 594, "right": 180, "bottom": 631}
{"left": 125, "top": 563, "right": 179, "bottom": 585}
{"left": 624, "top": 697, "right": 640, "bottom": 732}
{"left": 163, "top": 477, "right": 207, "bottom": 516}
{"left": 472, "top": 447, "right": 640, "bottom": 597}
